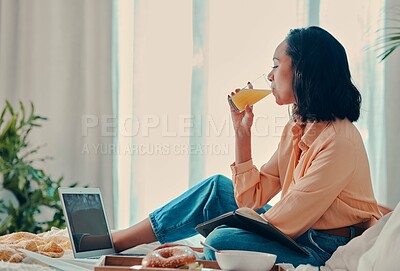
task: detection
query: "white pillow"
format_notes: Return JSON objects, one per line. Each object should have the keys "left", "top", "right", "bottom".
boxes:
{"left": 277, "top": 203, "right": 400, "bottom": 271}
{"left": 357, "top": 201, "right": 400, "bottom": 270}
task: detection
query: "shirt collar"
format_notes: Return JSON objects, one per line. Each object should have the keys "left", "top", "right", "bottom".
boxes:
{"left": 291, "top": 120, "right": 330, "bottom": 151}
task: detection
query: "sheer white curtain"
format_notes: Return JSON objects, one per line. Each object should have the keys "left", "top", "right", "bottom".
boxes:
{"left": 318, "top": 0, "right": 400, "bottom": 209}
{"left": 0, "top": 0, "right": 117, "bottom": 226}
{"left": 116, "top": 0, "right": 308, "bottom": 228}
{"left": 382, "top": 0, "right": 400, "bottom": 209}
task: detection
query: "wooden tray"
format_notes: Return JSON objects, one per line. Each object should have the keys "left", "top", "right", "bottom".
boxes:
{"left": 94, "top": 255, "right": 287, "bottom": 271}
{"left": 94, "top": 255, "right": 220, "bottom": 271}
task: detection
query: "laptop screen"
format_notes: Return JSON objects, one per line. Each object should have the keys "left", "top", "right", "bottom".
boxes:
{"left": 61, "top": 193, "right": 113, "bottom": 253}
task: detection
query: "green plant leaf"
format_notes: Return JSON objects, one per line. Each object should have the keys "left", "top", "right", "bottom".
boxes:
{"left": 18, "top": 101, "right": 26, "bottom": 129}
{"left": 18, "top": 175, "right": 27, "bottom": 191}
{"left": 0, "top": 105, "right": 7, "bottom": 130}
{"left": 378, "top": 46, "right": 398, "bottom": 61}
{"left": 5, "top": 100, "right": 14, "bottom": 115}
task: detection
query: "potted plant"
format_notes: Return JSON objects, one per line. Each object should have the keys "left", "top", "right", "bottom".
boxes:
{"left": 0, "top": 101, "right": 73, "bottom": 234}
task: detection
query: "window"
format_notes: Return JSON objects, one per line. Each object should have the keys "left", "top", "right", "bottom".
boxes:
{"left": 115, "top": 0, "right": 387, "bottom": 228}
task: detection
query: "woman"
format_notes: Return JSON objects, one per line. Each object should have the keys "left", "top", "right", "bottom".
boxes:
{"left": 112, "top": 26, "right": 381, "bottom": 267}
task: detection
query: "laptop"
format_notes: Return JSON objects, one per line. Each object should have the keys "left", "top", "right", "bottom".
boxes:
{"left": 58, "top": 187, "right": 117, "bottom": 259}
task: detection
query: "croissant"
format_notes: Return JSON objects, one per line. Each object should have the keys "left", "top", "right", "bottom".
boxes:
{"left": 0, "top": 229, "right": 70, "bottom": 262}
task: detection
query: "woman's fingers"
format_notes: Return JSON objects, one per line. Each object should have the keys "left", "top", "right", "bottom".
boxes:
{"left": 228, "top": 94, "right": 239, "bottom": 113}
{"left": 245, "top": 104, "right": 254, "bottom": 113}
{"left": 244, "top": 105, "right": 254, "bottom": 121}
{"left": 229, "top": 88, "right": 242, "bottom": 97}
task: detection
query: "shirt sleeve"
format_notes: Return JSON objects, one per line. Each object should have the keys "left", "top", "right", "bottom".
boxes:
{"left": 230, "top": 148, "right": 281, "bottom": 210}
{"left": 262, "top": 136, "right": 357, "bottom": 238}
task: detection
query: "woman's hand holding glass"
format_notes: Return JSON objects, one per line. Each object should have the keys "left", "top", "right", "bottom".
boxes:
{"left": 229, "top": 85, "right": 255, "bottom": 136}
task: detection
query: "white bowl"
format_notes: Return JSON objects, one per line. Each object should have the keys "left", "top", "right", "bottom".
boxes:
{"left": 215, "top": 250, "right": 277, "bottom": 271}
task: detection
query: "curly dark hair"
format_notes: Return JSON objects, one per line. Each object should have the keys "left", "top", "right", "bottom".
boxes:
{"left": 285, "top": 26, "right": 361, "bottom": 122}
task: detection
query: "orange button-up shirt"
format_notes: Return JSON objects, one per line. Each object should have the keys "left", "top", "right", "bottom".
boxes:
{"left": 231, "top": 118, "right": 381, "bottom": 238}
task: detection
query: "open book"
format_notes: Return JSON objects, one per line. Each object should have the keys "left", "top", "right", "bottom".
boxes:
{"left": 195, "top": 207, "right": 309, "bottom": 256}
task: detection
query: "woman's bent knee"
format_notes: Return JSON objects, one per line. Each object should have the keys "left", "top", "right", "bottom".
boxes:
{"left": 206, "top": 174, "right": 232, "bottom": 188}
{"left": 203, "top": 226, "right": 236, "bottom": 260}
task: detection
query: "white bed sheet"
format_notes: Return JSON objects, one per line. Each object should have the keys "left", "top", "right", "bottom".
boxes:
{"left": 2, "top": 234, "right": 206, "bottom": 271}
{"left": 122, "top": 233, "right": 205, "bottom": 257}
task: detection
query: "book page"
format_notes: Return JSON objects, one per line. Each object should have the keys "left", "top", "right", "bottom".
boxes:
{"left": 235, "top": 207, "right": 268, "bottom": 223}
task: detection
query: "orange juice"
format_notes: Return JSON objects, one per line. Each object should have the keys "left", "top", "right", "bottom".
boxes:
{"left": 229, "top": 89, "right": 272, "bottom": 112}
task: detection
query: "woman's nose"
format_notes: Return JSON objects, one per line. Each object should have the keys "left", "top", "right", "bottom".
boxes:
{"left": 267, "top": 71, "right": 273, "bottom": 82}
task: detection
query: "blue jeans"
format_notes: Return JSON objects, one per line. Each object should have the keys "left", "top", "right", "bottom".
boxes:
{"left": 149, "top": 175, "right": 354, "bottom": 267}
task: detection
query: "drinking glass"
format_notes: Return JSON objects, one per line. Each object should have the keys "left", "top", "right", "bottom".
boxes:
{"left": 228, "top": 74, "right": 272, "bottom": 112}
